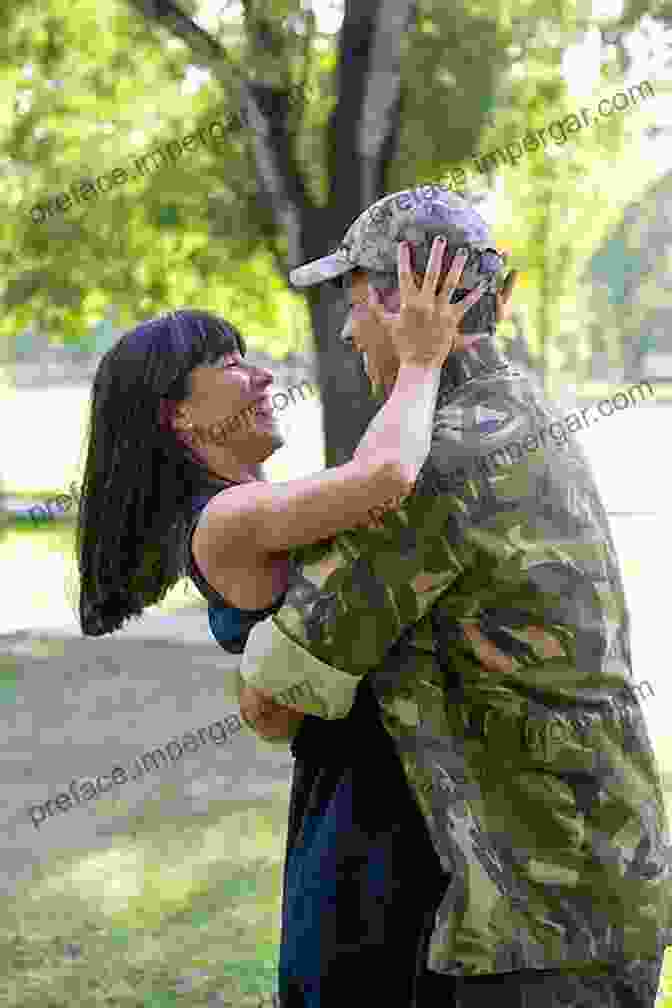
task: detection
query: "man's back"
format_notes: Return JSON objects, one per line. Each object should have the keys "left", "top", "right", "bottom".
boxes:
{"left": 363, "top": 340, "right": 671, "bottom": 974}
{"left": 242, "top": 337, "right": 672, "bottom": 976}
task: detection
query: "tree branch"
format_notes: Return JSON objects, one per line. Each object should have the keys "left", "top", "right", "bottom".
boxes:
{"left": 125, "top": 0, "right": 315, "bottom": 271}
{"left": 328, "top": 0, "right": 417, "bottom": 211}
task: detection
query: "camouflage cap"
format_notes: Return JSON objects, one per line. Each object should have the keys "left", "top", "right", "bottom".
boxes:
{"left": 289, "top": 184, "right": 505, "bottom": 293}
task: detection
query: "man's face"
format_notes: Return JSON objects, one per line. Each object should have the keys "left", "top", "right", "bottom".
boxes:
{"left": 337, "top": 249, "right": 500, "bottom": 396}
{"left": 338, "top": 268, "right": 405, "bottom": 398}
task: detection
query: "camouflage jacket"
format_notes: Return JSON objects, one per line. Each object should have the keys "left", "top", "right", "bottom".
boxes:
{"left": 239, "top": 336, "right": 672, "bottom": 977}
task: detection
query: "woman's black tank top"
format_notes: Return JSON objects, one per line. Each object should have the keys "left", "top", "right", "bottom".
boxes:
{"left": 184, "top": 489, "right": 291, "bottom": 654}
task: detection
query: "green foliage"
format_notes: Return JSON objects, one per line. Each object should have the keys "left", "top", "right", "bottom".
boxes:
{"left": 0, "top": 0, "right": 658, "bottom": 375}
{"left": 585, "top": 169, "right": 672, "bottom": 373}
{"left": 483, "top": 70, "right": 662, "bottom": 387}
{"left": 0, "top": 0, "right": 310, "bottom": 356}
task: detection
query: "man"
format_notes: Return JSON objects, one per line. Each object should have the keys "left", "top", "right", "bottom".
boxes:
{"left": 239, "top": 184, "right": 672, "bottom": 1007}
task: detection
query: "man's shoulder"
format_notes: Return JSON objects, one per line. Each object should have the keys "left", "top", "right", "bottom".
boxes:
{"left": 429, "top": 363, "right": 581, "bottom": 473}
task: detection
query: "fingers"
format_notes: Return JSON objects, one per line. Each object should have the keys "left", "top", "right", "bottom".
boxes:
{"left": 367, "top": 283, "right": 382, "bottom": 315}
{"left": 240, "top": 691, "right": 291, "bottom": 738}
{"left": 438, "top": 247, "right": 469, "bottom": 304}
{"left": 454, "top": 278, "right": 488, "bottom": 318}
{"left": 397, "top": 237, "right": 446, "bottom": 299}
{"left": 366, "top": 282, "right": 392, "bottom": 326}
{"left": 396, "top": 240, "right": 415, "bottom": 301}
{"left": 394, "top": 240, "right": 515, "bottom": 327}
{"left": 240, "top": 684, "right": 276, "bottom": 720}
{"left": 420, "top": 236, "right": 448, "bottom": 294}
{"left": 398, "top": 238, "right": 473, "bottom": 304}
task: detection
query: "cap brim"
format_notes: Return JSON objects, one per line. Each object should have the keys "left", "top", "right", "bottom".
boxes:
{"left": 289, "top": 250, "right": 354, "bottom": 288}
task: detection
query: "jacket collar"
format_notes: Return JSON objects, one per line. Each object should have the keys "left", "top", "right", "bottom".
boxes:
{"left": 438, "top": 333, "right": 512, "bottom": 400}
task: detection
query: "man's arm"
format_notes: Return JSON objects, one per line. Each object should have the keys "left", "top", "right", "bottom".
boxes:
{"left": 239, "top": 486, "right": 475, "bottom": 719}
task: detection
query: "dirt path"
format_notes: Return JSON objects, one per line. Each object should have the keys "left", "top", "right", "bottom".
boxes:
{"left": 0, "top": 627, "right": 294, "bottom": 899}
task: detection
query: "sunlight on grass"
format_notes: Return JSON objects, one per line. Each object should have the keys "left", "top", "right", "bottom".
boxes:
{"left": 4, "top": 778, "right": 671, "bottom": 1005}
{"left": 0, "top": 794, "right": 289, "bottom": 1007}
{"left": 0, "top": 517, "right": 205, "bottom": 633}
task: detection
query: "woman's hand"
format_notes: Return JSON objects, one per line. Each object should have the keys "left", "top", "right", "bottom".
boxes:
{"left": 367, "top": 237, "right": 491, "bottom": 367}
{"left": 239, "top": 683, "right": 305, "bottom": 742}
{"left": 364, "top": 239, "right": 518, "bottom": 362}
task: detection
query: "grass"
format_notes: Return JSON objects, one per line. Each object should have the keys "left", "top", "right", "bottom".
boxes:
{"left": 0, "top": 791, "right": 290, "bottom": 1007}
{"left": 3, "top": 780, "right": 671, "bottom": 1006}
{"left": 2, "top": 510, "right": 672, "bottom": 1004}
{"left": 0, "top": 514, "right": 287, "bottom": 1006}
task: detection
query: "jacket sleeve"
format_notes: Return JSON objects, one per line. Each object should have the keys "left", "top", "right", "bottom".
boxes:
{"left": 239, "top": 363, "right": 589, "bottom": 720}
{"left": 239, "top": 487, "right": 479, "bottom": 719}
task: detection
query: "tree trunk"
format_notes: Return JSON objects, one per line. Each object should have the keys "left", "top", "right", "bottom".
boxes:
{"left": 306, "top": 284, "right": 379, "bottom": 468}
{"left": 120, "top": 0, "right": 506, "bottom": 459}
{"left": 124, "top": 0, "right": 419, "bottom": 467}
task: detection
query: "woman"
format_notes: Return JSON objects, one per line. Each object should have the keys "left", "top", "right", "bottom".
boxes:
{"left": 76, "top": 238, "right": 513, "bottom": 1007}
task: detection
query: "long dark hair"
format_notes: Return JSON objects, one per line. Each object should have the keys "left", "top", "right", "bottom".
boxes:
{"left": 76, "top": 309, "right": 246, "bottom": 636}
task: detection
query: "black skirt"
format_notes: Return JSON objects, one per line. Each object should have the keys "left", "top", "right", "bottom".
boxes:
{"left": 277, "top": 676, "right": 453, "bottom": 1008}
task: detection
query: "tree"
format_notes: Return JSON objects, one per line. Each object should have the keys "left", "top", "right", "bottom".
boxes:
{"left": 585, "top": 169, "right": 672, "bottom": 381}
{"left": 2, "top": 0, "right": 667, "bottom": 463}
{"left": 0, "top": 0, "right": 510, "bottom": 465}
{"left": 121, "top": 0, "right": 518, "bottom": 464}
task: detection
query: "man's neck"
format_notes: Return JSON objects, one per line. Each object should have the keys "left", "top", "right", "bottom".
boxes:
{"left": 439, "top": 332, "right": 512, "bottom": 396}
{"left": 382, "top": 332, "right": 511, "bottom": 400}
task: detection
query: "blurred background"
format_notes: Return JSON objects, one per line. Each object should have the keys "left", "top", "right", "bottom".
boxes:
{"left": 1, "top": 0, "right": 671, "bottom": 1004}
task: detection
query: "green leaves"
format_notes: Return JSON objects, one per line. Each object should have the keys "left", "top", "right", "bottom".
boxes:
{"left": 157, "top": 204, "right": 178, "bottom": 228}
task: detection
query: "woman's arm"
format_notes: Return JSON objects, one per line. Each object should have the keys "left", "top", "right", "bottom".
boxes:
{"left": 199, "top": 360, "right": 442, "bottom": 556}
{"left": 200, "top": 238, "right": 490, "bottom": 556}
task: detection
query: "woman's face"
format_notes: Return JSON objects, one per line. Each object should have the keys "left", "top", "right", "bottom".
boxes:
{"left": 174, "top": 348, "right": 285, "bottom": 471}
